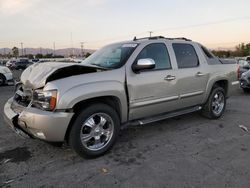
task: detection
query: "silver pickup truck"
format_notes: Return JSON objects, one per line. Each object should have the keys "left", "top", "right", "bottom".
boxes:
{"left": 4, "top": 36, "right": 239, "bottom": 158}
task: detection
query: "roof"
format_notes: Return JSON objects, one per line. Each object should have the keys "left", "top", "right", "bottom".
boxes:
{"left": 132, "top": 36, "right": 192, "bottom": 42}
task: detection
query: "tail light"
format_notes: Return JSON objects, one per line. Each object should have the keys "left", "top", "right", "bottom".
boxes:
{"left": 237, "top": 64, "right": 240, "bottom": 80}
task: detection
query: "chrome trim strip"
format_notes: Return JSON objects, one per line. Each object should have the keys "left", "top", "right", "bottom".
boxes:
{"left": 130, "top": 95, "right": 179, "bottom": 108}
{"left": 180, "top": 91, "right": 204, "bottom": 99}
{"left": 231, "top": 81, "right": 239, "bottom": 85}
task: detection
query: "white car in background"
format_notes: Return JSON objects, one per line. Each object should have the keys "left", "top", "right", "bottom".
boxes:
{"left": 0, "top": 66, "right": 14, "bottom": 86}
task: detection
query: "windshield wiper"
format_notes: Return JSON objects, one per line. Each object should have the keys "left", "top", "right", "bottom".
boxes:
{"left": 90, "top": 63, "right": 112, "bottom": 70}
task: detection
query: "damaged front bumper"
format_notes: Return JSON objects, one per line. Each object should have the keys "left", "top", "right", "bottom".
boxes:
{"left": 4, "top": 97, "right": 74, "bottom": 142}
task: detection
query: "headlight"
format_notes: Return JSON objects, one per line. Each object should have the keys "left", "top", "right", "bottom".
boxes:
{"left": 33, "top": 90, "right": 57, "bottom": 111}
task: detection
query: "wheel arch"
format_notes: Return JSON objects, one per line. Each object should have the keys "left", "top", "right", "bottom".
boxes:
{"left": 64, "top": 96, "right": 123, "bottom": 142}
{"left": 203, "top": 79, "right": 229, "bottom": 104}
{"left": 212, "top": 80, "right": 228, "bottom": 95}
{"left": 0, "top": 73, "right": 6, "bottom": 84}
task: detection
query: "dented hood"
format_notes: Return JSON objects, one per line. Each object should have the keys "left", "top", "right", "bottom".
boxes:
{"left": 21, "top": 62, "right": 98, "bottom": 89}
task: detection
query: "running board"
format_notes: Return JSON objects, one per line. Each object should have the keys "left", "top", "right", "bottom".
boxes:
{"left": 128, "top": 106, "right": 202, "bottom": 126}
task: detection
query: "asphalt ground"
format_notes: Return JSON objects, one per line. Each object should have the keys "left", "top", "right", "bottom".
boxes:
{"left": 0, "top": 70, "right": 250, "bottom": 188}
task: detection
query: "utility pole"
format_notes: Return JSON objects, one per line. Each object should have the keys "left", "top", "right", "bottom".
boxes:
{"left": 20, "top": 42, "right": 24, "bottom": 57}
{"left": 149, "top": 31, "right": 153, "bottom": 37}
{"left": 53, "top": 42, "right": 56, "bottom": 57}
{"left": 70, "top": 32, "right": 74, "bottom": 57}
{"left": 80, "top": 42, "right": 84, "bottom": 57}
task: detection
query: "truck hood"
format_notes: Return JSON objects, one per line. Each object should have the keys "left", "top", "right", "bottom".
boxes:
{"left": 21, "top": 62, "right": 99, "bottom": 89}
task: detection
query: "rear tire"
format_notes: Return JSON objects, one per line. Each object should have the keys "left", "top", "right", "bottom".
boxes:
{"left": 202, "top": 87, "right": 226, "bottom": 119}
{"left": 69, "top": 103, "right": 120, "bottom": 158}
{"left": 243, "top": 88, "right": 250, "bottom": 93}
{"left": 0, "top": 74, "right": 6, "bottom": 86}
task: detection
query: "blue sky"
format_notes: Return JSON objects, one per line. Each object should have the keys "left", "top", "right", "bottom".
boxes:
{"left": 0, "top": 0, "right": 250, "bottom": 49}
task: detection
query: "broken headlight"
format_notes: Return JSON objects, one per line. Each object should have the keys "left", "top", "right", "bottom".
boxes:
{"left": 33, "top": 90, "right": 57, "bottom": 111}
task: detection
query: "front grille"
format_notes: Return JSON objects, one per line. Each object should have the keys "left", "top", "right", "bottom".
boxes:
{"left": 13, "top": 84, "right": 32, "bottom": 107}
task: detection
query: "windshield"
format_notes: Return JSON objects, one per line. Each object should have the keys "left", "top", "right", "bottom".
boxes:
{"left": 82, "top": 43, "right": 138, "bottom": 69}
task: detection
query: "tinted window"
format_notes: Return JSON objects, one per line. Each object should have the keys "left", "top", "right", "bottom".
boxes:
{"left": 173, "top": 43, "right": 199, "bottom": 68}
{"left": 136, "top": 43, "right": 171, "bottom": 70}
{"left": 201, "top": 45, "right": 214, "bottom": 59}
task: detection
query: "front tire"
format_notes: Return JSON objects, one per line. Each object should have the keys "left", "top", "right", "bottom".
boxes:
{"left": 202, "top": 87, "right": 226, "bottom": 119}
{"left": 0, "top": 74, "right": 6, "bottom": 86}
{"left": 243, "top": 88, "right": 250, "bottom": 93}
{"left": 69, "top": 103, "right": 120, "bottom": 158}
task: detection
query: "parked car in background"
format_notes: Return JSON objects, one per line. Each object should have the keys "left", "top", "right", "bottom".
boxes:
{"left": 6, "top": 59, "right": 17, "bottom": 69}
{"left": 0, "top": 65, "right": 13, "bottom": 86}
{"left": 246, "top": 56, "right": 250, "bottom": 62}
{"left": 4, "top": 36, "right": 239, "bottom": 158}
{"left": 32, "top": 59, "right": 40, "bottom": 63}
{"left": 240, "top": 69, "right": 250, "bottom": 92}
{"left": 0, "top": 59, "right": 8, "bottom": 65}
{"left": 13, "top": 58, "right": 32, "bottom": 70}
{"left": 238, "top": 59, "right": 250, "bottom": 77}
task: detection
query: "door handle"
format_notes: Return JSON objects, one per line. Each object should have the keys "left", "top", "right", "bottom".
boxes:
{"left": 164, "top": 75, "right": 176, "bottom": 81}
{"left": 196, "top": 72, "right": 205, "bottom": 77}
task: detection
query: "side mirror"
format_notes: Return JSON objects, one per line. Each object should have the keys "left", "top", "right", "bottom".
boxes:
{"left": 132, "top": 58, "right": 155, "bottom": 73}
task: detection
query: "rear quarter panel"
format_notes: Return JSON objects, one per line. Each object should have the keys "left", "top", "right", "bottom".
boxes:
{"left": 202, "top": 63, "right": 239, "bottom": 103}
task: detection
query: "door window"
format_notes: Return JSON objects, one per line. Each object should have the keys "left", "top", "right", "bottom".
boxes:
{"left": 136, "top": 43, "right": 171, "bottom": 70}
{"left": 173, "top": 43, "right": 199, "bottom": 68}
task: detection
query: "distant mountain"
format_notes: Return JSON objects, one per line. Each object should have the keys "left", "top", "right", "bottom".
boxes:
{"left": 0, "top": 48, "right": 95, "bottom": 57}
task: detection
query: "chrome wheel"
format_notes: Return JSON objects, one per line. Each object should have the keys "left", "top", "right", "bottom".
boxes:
{"left": 212, "top": 91, "right": 225, "bottom": 115}
{"left": 80, "top": 113, "right": 114, "bottom": 151}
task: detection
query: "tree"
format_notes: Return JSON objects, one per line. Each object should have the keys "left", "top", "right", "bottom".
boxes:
{"left": 84, "top": 52, "right": 91, "bottom": 58}
{"left": 212, "top": 42, "right": 250, "bottom": 58}
{"left": 35, "top": 54, "right": 43, "bottom": 59}
{"left": 54, "top": 55, "right": 64, "bottom": 58}
{"left": 12, "top": 47, "right": 19, "bottom": 58}
{"left": 44, "top": 53, "right": 53, "bottom": 58}
{"left": 26, "top": 54, "right": 34, "bottom": 59}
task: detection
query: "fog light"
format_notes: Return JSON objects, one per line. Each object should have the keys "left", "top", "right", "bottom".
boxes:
{"left": 35, "top": 132, "right": 46, "bottom": 139}
{"left": 18, "top": 120, "right": 27, "bottom": 128}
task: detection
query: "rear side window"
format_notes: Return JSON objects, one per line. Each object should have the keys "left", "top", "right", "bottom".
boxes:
{"left": 173, "top": 43, "right": 199, "bottom": 68}
{"left": 201, "top": 45, "right": 214, "bottom": 59}
{"left": 136, "top": 43, "right": 171, "bottom": 70}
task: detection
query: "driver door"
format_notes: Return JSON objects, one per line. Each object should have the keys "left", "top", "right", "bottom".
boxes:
{"left": 126, "top": 42, "right": 180, "bottom": 120}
